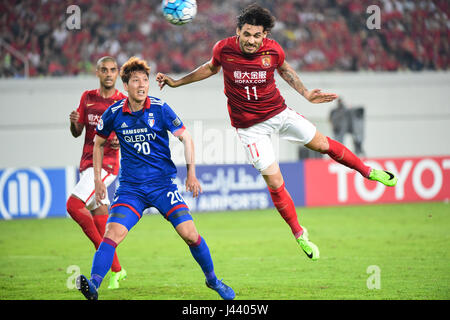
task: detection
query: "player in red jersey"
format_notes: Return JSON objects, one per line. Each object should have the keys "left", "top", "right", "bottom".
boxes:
{"left": 67, "top": 56, "right": 127, "bottom": 288}
{"left": 156, "top": 4, "right": 397, "bottom": 261}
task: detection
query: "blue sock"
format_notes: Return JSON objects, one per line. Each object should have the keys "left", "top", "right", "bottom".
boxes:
{"left": 189, "top": 236, "right": 217, "bottom": 285}
{"left": 90, "top": 238, "right": 117, "bottom": 289}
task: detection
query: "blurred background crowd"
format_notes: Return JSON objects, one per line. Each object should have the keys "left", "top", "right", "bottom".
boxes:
{"left": 1, "top": 0, "right": 449, "bottom": 77}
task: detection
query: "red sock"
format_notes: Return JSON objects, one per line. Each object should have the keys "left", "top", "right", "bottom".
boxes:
{"left": 66, "top": 196, "right": 102, "bottom": 248}
{"left": 325, "top": 137, "right": 371, "bottom": 178}
{"left": 93, "top": 214, "right": 108, "bottom": 243}
{"left": 268, "top": 183, "right": 303, "bottom": 239}
{"left": 93, "top": 215, "right": 122, "bottom": 273}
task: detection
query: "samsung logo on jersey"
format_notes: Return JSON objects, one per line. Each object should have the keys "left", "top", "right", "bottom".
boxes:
{"left": 123, "top": 128, "right": 148, "bottom": 134}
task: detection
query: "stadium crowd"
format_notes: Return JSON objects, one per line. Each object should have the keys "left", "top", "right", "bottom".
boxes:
{"left": 1, "top": 0, "right": 449, "bottom": 77}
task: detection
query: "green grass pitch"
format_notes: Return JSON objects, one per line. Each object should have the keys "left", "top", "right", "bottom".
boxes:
{"left": 0, "top": 202, "right": 449, "bottom": 300}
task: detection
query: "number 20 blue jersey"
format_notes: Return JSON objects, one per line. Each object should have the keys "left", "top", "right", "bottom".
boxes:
{"left": 96, "top": 96, "right": 185, "bottom": 186}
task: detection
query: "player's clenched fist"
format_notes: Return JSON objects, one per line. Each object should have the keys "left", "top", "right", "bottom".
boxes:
{"left": 70, "top": 110, "right": 80, "bottom": 123}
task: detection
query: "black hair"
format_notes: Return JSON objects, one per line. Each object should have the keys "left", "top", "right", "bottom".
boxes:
{"left": 237, "top": 3, "right": 275, "bottom": 32}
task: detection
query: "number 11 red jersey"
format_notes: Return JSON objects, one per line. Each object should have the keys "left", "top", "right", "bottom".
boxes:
{"left": 211, "top": 36, "right": 287, "bottom": 128}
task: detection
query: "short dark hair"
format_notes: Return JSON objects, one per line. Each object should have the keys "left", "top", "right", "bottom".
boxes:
{"left": 120, "top": 56, "right": 150, "bottom": 84}
{"left": 96, "top": 56, "right": 117, "bottom": 70}
{"left": 237, "top": 3, "right": 275, "bottom": 32}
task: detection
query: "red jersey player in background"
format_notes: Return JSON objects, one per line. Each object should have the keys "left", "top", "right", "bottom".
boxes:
{"left": 67, "top": 56, "right": 127, "bottom": 289}
{"left": 156, "top": 4, "right": 397, "bottom": 262}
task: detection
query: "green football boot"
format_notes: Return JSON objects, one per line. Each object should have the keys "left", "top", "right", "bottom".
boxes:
{"left": 296, "top": 227, "right": 320, "bottom": 261}
{"left": 108, "top": 268, "right": 127, "bottom": 289}
{"left": 368, "top": 169, "right": 398, "bottom": 187}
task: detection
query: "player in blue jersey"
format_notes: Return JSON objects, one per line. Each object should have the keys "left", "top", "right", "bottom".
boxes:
{"left": 76, "top": 57, "right": 235, "bottom": 300}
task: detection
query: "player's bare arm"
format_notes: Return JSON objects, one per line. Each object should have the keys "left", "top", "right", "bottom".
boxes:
{"left": 277, "top": 61, "right": 338, "bottom": 104}
{"left": 93, "top": 134, "right": 107, "bottom": 204}
{"left": 69, "top": 110, "right": 84, "bottom": 137}
{"left": 178, "top": 130, "right": 202, "bottom": 198}
{"left": 156, "top": 61, "right": 221, "bottom": 90}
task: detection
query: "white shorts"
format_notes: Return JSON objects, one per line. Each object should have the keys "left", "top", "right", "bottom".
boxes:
{"left": 71, "top": 167, "right": 117, "bottom": 211}
{"left": 236, "top": 107, "right": 316, "bottom": 172}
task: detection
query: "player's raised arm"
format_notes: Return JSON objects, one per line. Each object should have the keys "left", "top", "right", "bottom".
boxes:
{"left": 277, "top": 61, "right": 338, "bottom": 104}
{"left": 177, "top": 129, "right": 202, "bottom": 198}
{"left": 156, "top": 60, "right": 221, "bottom": 90}
{"left": 93, "top": 134, "right": 107, "bottom": 204}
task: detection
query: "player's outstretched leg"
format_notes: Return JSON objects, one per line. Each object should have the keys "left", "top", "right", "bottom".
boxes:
{"left": 368, "top": 169, "right": 398, "bottom": 187}
{"left": 296, "top": 227, "right": 320, "bottom": 261}
{"left": 76, "top": 274, "right": 98, "bottom": 300}
{"left": 317, "top": 136, "right": 398, "bottom": 187}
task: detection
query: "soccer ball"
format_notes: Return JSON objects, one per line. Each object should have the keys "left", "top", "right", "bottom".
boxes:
{"left": 162, "top": 0, "right": 197, "bottom": 25}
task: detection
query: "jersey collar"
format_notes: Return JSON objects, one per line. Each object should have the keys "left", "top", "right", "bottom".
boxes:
{"left": 122, "top": 96, "right": 151, "bottom": 114}
{"left": 96, "top": 88, "right": 121, "bottom": 100}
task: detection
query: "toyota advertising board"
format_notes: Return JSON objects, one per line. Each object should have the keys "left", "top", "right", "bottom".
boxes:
{"left": 304, "top": 156, "right": 450, "bottom": 206}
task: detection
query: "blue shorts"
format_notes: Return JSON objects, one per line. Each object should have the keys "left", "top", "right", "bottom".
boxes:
{"left": 107, "top": 180, "right": 192, "bottom": 231}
